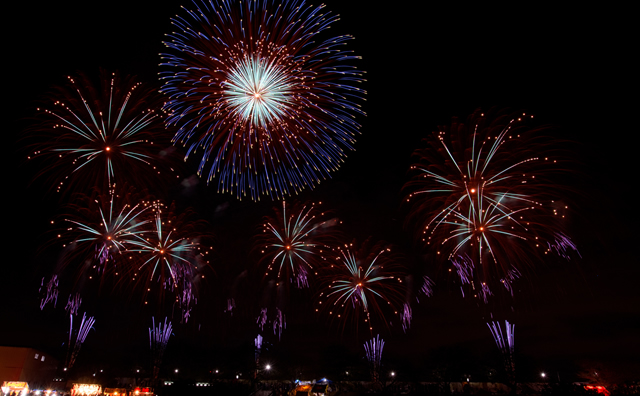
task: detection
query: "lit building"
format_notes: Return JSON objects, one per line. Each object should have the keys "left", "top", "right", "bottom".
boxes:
{"left": 0, "top": 346, "right": 59, "bottom": 390}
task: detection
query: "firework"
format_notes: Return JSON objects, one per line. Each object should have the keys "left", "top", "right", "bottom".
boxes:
{"left": 404, "top": 108, "right": 578, "bottom": 300}
{"left": 160, "top": 0, "right": 366, "bottom": 200}
{"left": 65, "top": 293, "right": 82, "bottom": 316}
{"left": 128, "top": 201, "right": 207, "bottom": 306}
{"left": 316, "top": 241, "right": 405, "bottom": 334}
{"left": 548, "top": 232, "right": 581, "bottom": 260}
{"left": 258, "top": 201, "right": 337, "bottom": 288}
{"left": 254, "top": 334, "right": 263, "bottom": 365}
{"left": 28, "top": 70, "right": 176, "bottom": 194}
{"left": 224, "top": 298, "right": 236, "bottom": 315}
{"left": 61, "top": 188, "right": 150, "bottom": 276}
{"left": 401, "top": 303, "right": 412, "bottom": 333}
{"left": 364, "top": 334, "right": 384, "bottom": 385}
{"left": 176, "top": 283, "right": 196, "bottom": 323}
{"left": 257, "top": 308, "right": 268, "bottom": 331}
{"left": 253, "top": 202, "right": 337, "bottom": 340}
{"left": 420, "top": 275, "right": 435, "bottom": 298}
{"left": 488, "top": 320, "right": 516, "bottom": 384}
{"left": 272, "top": 307, "right": 286, "bottom": 340}
{"left": 39, "top": 275, "right": 59, "bottom": 310}
{"left": 149, "top": 317, "right": 173, "bottom": 379}
{"left": 66, "top": 312, "right": 95, "bottom": 369}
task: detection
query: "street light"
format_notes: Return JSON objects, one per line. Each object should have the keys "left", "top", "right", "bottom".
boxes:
{"left": 541, "top": 372, "right": 546, "bottom": 379}
{"left": 266, "top": 364, "right": 271, "bottom": 371}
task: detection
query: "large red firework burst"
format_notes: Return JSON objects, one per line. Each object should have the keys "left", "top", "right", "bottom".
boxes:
{"left": 404, "top": 108, "right": 578, "bottom": 302}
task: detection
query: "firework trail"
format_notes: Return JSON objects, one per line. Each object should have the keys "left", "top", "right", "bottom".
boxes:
{"left": 28, "top": 70, "right": 176, "bottom": 194}
{"left": 404, "top": 108, "right": 579, "bottom": 301}
{"left": 66, "top": 312, "right": 95, "bottom": 369}
{"left": 254, "top": 334, "right": 263, "bottom": 365}
{"left": 500, "top": 268, "right": 521, "bottom": 297}
{"left": 176, "top": 283, "right": 196, "bottom": 323}
{"left": 316, "top": 241, "right": 405, "bottom": 334}
{"left": 364, "top": 334, "right": 384, "bottom": 385}
{"left": 65, "top": 293, "right": 82, "bottom": 316}
{"left": 149, "top": 317, "right": 173, "bottom": 379}
{"left": 488, "top": 320, "right": 515, "bottom": 384}
{"left": 257, "top": 308, "right": 268, "bottom": 331}
{"left": 160, "top": 0, "right": 366, "bottom": 200}
{"left": 548, "top": 232, "right": 581, "bottom": 260}
{"left": 272, "top": 307, "right": 286, "bottom": 340}
{"left": 39, "top": 275, "right": 59, "bottom": 310}
{"left": 224, "top": 298, "right": 236, "bottom": 316}
{"left": 420, "top": 275, "right": 435, "bottom": 298}
{"left": 401, "top": 303, "right": 412, "bottom": 333}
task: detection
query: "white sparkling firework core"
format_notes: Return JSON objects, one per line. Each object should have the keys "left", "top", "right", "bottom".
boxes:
{"left": 224, "top": 56, "right": 292, "bottom": 127}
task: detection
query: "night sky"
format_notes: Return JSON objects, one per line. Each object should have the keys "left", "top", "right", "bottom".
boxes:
{"left": 4, "top": 0, "right": 638, "bottom": 385}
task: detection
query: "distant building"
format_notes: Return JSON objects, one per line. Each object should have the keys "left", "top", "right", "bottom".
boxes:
{"left": 0, "top": 346, "right": 59, "bottom": 389}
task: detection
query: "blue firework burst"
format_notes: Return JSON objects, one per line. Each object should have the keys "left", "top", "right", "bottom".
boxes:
{"left": 160, "top": 0, "right": 366, "bottom": 200}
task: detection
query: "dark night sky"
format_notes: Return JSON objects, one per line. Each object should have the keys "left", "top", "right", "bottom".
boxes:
{"left": 3, "top": 0, "right": 638, "bottom": 384}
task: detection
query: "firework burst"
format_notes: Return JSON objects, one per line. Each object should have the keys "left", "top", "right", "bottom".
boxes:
{"left": 316, "top": 241, "right": 405, "bottom": 334}
{"left": 60, "top": 188, "right": 150, "bottom": 278}
{"left": 160, "top": 0, "right": 366, "bottom": 200}
{"left": 404, "top": 108, "right": 578, "bottom": 299}
{"left": 131, "top": 204, "right": 196, "bottom": 287}
{"left": 128, "top": 201, "right": 210, "bottom": 310}
{"left": 28, "top": 70, "right": 176, "bottom": 194}
{"left": 258, "top": 201, "right": 337, "bottom": 288}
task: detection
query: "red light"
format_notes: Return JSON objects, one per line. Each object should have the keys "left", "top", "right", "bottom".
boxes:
{"left": 584, "top": 385, "right": 609, "bottom": 396}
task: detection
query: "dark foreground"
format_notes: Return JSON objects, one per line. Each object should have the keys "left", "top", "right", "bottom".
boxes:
{"left": 152, "top": 380, "right": 639, "bottom": 395}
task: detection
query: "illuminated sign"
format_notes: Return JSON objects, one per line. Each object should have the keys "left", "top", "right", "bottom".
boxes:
{"left": 2, "top": 382, "right": 29, "bottom": 396}
{"left": 71, "top": 383, "right": 102, "bottom": 396}
{"left": 2, "top": 382, "right": 28, "bottom": 388}
{"left": 132, "top": 387, "right": 154, "bottom": 395}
